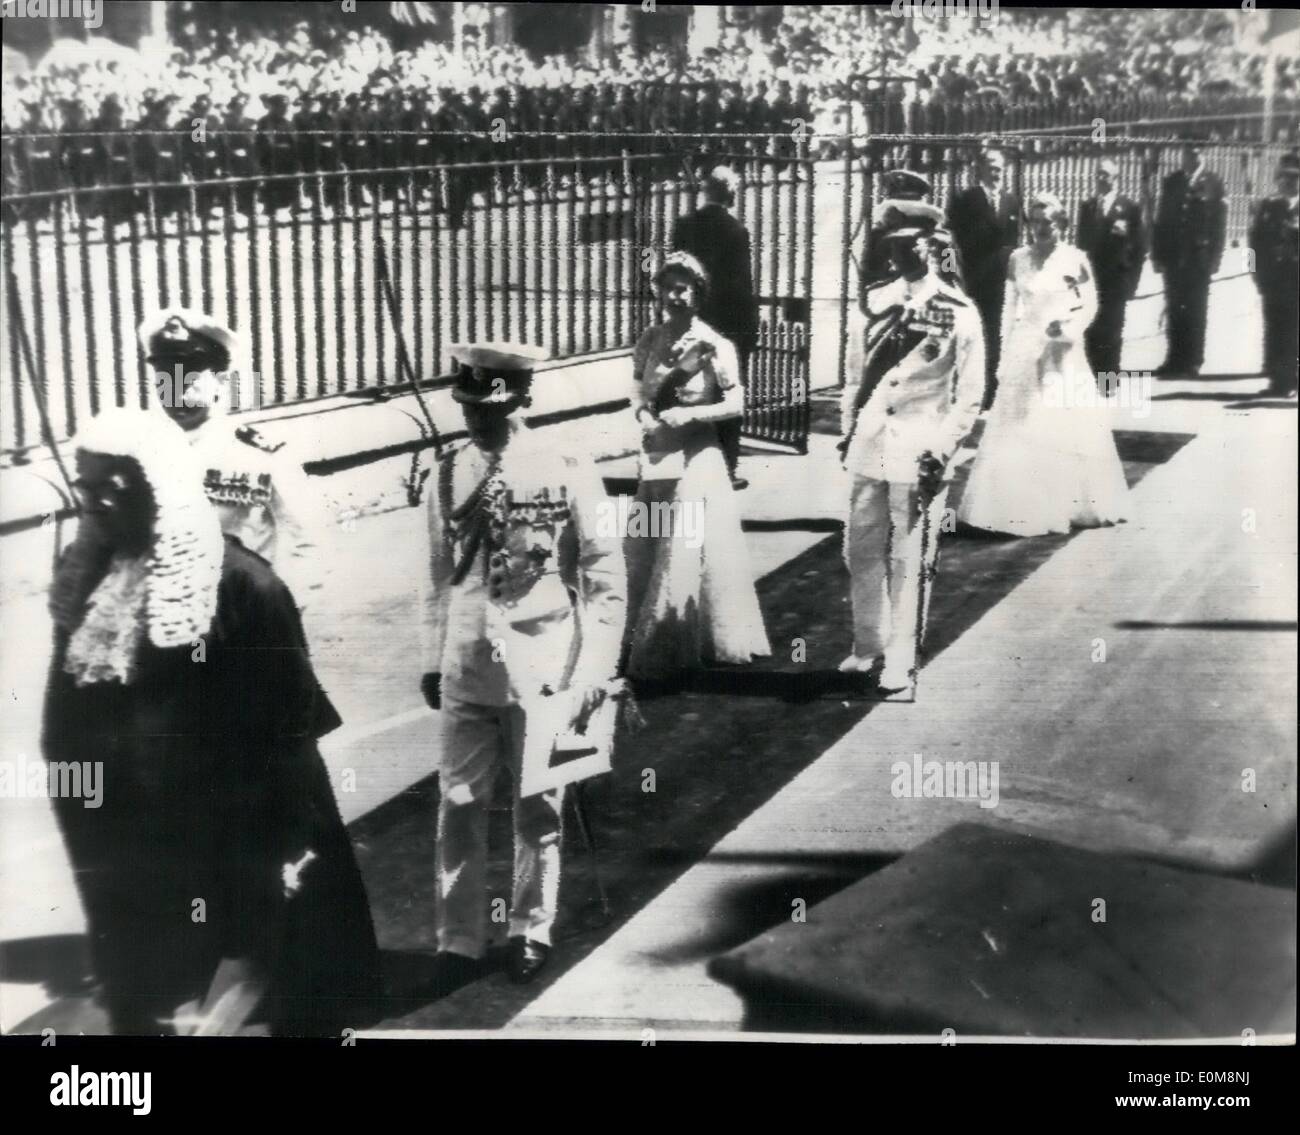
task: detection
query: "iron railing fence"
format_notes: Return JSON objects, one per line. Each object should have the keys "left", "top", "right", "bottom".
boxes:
{"left": 0, "top": 125, "right": 796, "bottom": 213}
{"left": 1, "top": 138, "right": 815, "bottom": 458}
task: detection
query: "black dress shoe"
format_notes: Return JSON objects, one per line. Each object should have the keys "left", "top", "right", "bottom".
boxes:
{"left": 508, "top": 937, "right": 551, "bottom": 985}
{"left": 730, "top": 476, "right": 750, "bottom": 491}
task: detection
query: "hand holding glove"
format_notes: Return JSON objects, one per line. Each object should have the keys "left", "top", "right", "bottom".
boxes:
{"left": 916, "top": 450, "right": 946, "bottom": 503}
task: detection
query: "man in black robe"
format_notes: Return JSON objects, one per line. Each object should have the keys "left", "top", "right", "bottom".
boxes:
{"left": 43, "top": 409, "right": 379, "bottom": 1036}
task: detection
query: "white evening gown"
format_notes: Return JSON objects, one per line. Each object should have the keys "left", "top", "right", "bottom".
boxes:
{"left": 958, "top": 242, "right": 1130, "bottom": 537}
{"left": 624, "top": 319, "right": 772, "bottom": 679}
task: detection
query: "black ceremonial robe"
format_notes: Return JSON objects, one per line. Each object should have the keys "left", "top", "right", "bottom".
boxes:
{"left": 41, "top": 536, "right": 380, "bottom": 1036}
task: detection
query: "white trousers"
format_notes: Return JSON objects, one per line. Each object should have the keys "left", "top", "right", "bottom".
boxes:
{"left": 436, "top": 696, "right": 563, "bottom": 958}
{"left": 844, "top": 476, "right": 949, "bottom": 677}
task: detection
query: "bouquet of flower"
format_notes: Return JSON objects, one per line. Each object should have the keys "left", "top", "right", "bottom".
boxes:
{"left": 652, "top": 340, "right": 720, "bottom": 415}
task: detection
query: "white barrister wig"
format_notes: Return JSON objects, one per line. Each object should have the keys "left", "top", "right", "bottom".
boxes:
{"left": 71, "top": 407, "right": 225, "bottom": 650}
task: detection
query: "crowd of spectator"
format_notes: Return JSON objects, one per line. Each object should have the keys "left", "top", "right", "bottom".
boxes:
{"left": 2, "top": 5, "right": 1294, "bottom": 222}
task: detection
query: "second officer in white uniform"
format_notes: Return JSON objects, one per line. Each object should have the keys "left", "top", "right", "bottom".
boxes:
{"left": 140, "top": 308, "right": 331, "bottom": 610}
{"left": 838, "top": 205, "right": 985, "bottom": 693}
{"left": 420, "top": 344, "right": 626, "bottom": 986}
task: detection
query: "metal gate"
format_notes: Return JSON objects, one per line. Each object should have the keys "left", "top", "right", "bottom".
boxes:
{"left": 1, "top": 131, "right": 817, "bottom": 460}
{"left": 721, "top": 146, "right": 815, "bottom": 454}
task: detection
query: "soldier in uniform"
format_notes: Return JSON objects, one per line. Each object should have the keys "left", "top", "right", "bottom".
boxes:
{"left": 91, "top": 94, "right": 136, "bottom": 228}
{"left": 1152, "top": 143, "right": 1226, "bottom": 379}
{"left": 57, "top": 98, "right": 98, "bottom": 225}
{"left": 399, "top": 91, "right": 434, "bottom": 208}
{"left": 1248, "top": 152, "right": 1299, "bottom": 399}
{"left": 340, "top": 91, "right": 375, "bottom": 210}
{"left": 318, "top": 91, "right": 349, "bottom": 211}
{"left": 420, "top": 344, "right": 626, "bottom": 987}
{"left": 139, "top": 308, "right": 332, "bottom": 612}
{"left": 185, "top": 93, "right": 225, "bottom": 218}
{"left": 221, "top": 94, "right": 258, "bottom": 219}
{"left": 19, "top": 99, "right": 58, "bottom": 225}
{"left": 769, "top": 79, "right": 796, "bottom": 161}
{"left": 256, "top": 93, "right": 301, "bottom": 215}
{"left": 306, "top": 89, "right": 348, "bottom": 213}
{"left": 137, "top": 93, "right": 186, "bottom": 226}
{"left": 437, "top": 92, "right": 473, "bottom": 228}
{"left": 837, "top": 204, "right": 985, "bottom": 694}
{"left": 292, "top": 92, "right": 323, "bottom": 204}
{"left": 374, "top": 86, "right": 404, "bottom": 208}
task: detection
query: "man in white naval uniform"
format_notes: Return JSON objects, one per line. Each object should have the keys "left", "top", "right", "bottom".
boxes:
{"left": 838, "top": 204, "right": 985, "bottom": 694}
{"left": 139, "top": 308, "right": 331, "bottom": 610}
{"left": 420, "top": 344, "right": 626, "bottom": 986}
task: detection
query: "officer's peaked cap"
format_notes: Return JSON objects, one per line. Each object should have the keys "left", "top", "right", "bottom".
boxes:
{"left": 880, "top": 169, "right": 931, "bottom": 198}
{"left": 879, "top": 200, "right": 946, "bottom": 241}
{"left": 449, "top": 342, "right": 550, "bottom": 404}
{"left": 139, "top": 307, "right": 238, "bottom": 372}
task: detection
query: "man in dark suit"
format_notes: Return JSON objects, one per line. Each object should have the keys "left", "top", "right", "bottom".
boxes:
{"left": 1152, "top": 143, "right": 1226, "bottom": 379}
{"left": 1076, "top": 158, "right": 1145, "bottom": 381}
{"left": 672, "top": 165, "right": 760, "bottom": 490}
{"left": 1248, "top": 152, "right": 1299, "bottom": 398}
{"left": 946, "top": 146, "right": 1020, "bottom": 409}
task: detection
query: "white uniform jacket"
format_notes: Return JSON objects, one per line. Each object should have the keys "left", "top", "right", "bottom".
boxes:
{"left": 185, "top": 414, "right": 331, "bottom": 606}
{"left": 841, "top": 273, "right": 986, "bottom": 484}
{"left": 422, "top": 422, "right": 627, "bottom": 707}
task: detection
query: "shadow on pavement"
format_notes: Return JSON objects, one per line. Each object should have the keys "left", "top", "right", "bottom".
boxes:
{"left": 1113, "top": 619, "right": 1297, "bottom": 632}
{"left": 356, "top": 425, "right": 1197, "bottom": 1031}
{"left": 645, "top": 850, "right": 900, "bottom": 966}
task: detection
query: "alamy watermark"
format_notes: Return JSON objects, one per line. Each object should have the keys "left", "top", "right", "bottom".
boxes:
{"left": 890, "top": 0, "right": 1000, "bottom": 22}
{"left": 596, "top": 496, "right": 705, "bottom": 548}
{"left": 49, "top": 1067, "right": 151, "bottom": 1115}
{"left": 152, "top": 366, "right": 264, "bottom": 412}
{"left": 0, "top": 754, "right": 103, "bottom": 808}
{"left": 0, "top": 0, "right": 102, "bottom": 30}
{"left": 891, "top": 752, "right": 1000, "bottom": 809}
{"left": 1042, "top": 370, "right": 1152, "bottom": 420}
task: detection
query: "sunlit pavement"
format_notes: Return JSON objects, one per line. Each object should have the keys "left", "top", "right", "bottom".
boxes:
{"left": 505, "top": 275, "right": 1298, "bottom": 1037}
{"left": 1, "top": 271, "right": 1294, "bottom": 1034}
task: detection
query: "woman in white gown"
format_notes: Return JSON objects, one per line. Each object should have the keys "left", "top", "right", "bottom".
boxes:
{"left": 958, "top": 192, "right": 1130, "bottom": 537}
{"left": 623, "top": 252, "right": 772, "bottom": 679}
